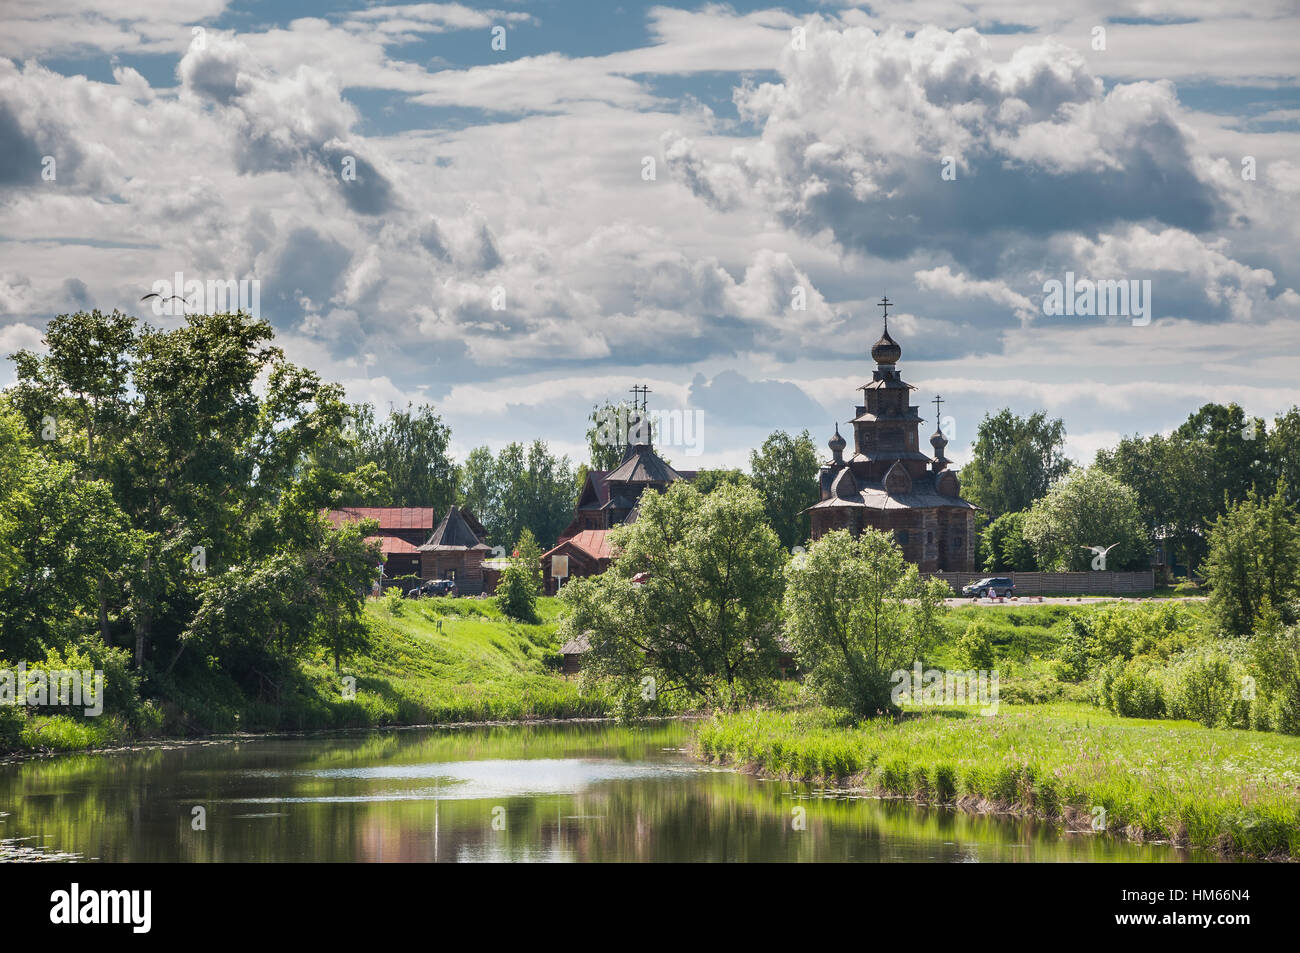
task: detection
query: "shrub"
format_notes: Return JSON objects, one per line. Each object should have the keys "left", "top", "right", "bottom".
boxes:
{"left": 1248, "top": 616, "right": 1300, "bottom": 734}
{"left": 1099, "top": 660, "right": 1166, "bottom": 719}
{"left": 1170, "top": 651, "right": 1239, "bottom": 728}
{"left": 496, "top": 561, "right": 540, "bottom": 624}
{"left": 956, "top": 620, "right": 996, "bottom": 670}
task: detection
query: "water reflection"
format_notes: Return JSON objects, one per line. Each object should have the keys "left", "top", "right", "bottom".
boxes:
{"left": 0, "top": 721, "right": 1222, "bottom": 863}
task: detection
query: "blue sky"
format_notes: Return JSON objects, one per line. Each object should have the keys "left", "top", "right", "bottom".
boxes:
{"left": 2, "top": 1, "right": 1299, "bottom": 471}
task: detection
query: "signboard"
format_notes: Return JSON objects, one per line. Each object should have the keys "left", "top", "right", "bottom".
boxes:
{"left": 551, "top": 554, "right": 569, "bottom": 579}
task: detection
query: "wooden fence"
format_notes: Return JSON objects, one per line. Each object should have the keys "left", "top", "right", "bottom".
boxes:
{"left": 924, "top": 570, "right": 1155, "bottom": 595}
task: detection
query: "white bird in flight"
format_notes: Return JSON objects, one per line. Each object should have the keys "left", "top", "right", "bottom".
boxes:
{"left": 1080, "top": 543, "right": 1119, "bottom": 571}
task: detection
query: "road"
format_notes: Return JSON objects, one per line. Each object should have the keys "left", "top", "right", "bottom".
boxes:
{"left": 943, "top": 595, "right": 1208, "bottom": 607}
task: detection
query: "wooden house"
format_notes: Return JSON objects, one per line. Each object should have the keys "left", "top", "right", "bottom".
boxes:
{"left": 418, "top": 505, "right": 492, "bottom": 594}
{"left": 325, "top": 507, "right": 439, "bottom": 586}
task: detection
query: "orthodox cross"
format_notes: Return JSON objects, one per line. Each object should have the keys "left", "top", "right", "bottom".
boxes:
{"left": 877, "top": 294, "right": 893, "bottom": 330}
{"left": 932, "top": 394, "right": 944, "bottom": 430}
{"left": 628, "top": 384, "right": 651, "bottom": 410}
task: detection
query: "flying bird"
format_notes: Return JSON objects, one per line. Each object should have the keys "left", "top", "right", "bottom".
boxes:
{"left": 140, "top": 292, "right": 190, "bottom": 312}
{"left": 1080, "top": 543, "right": 1119, "bottom": 571}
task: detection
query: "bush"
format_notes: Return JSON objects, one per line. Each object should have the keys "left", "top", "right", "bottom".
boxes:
{"left": 496, "top": 561, "right": 540, "bottom": 624}
{"left": 956, "top": 620, "right": 996, "bottom": 670}
{"left": 1096, "top": 659, "right": 1166, "bottom": 719}
{"left": 1248, "top": 617, "right": 1300, "bottom": 734}
{"left": 1170, "top": 651, "right": 1240, "bottom": 728}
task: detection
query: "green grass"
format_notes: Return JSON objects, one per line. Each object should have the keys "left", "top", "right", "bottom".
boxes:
{"left": 938, "top": 603, "right": 1082, "bottom": 659}
{"left": 696, "top": 702, "right": 1300, "bottom": 858}
{"left": 298, "top": 596, "right": 607, "bottom": 725}
{"left": 3, "top": 596, "right": 609, "bottom": 754}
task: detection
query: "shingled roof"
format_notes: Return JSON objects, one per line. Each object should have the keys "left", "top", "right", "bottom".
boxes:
{"left": 326, "top": 507, "right": 439, "bottom": 531}
{"left": 418, "top": 505, "right": 491, "bottom": 551}
{"left": 605, "top": 443, "right": 686, "bottom": 485}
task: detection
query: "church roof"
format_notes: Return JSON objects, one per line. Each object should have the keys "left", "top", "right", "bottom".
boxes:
{"left": 419, "top": 505, "right": 490, "bottom": 551}
{"left": 575, "top": 471, "right": 611, "bottom": 510}
{"left": 850, "top": 450, "right": 934, "bottom": 464}
{"left": 851, "top": 409, "right": 924, "bottom": 423}
{"left": 807, "top": 471, "right": 976, "bottom": 512}
{"left": 605, "top": 443, "right": 685, "bottom": 485}
{"left": 860, "top": 377, "right": 915, "bottom": 391}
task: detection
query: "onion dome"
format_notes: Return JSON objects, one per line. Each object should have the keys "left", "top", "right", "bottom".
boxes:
{"left": 871, "top": 318, "right": 902, "bottom": 365}
{"left": 930, "top": 427, "right": 948, "bottom": 452}
{"left": 828, "top": 423, "right": 846, "bottom": 455}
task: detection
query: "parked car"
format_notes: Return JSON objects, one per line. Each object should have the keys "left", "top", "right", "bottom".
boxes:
{"left": 962, "top": 576, "right": 1015, "bottom": 598}
{"left": 405, "top": 578, "right": 458, "bottom": 598}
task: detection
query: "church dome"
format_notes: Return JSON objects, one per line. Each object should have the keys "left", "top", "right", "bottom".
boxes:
{"left": 871, "top": 323, "right": 901, "bottom": 365}
{"left": 828, "top": 424, "right": 846, "bottom": 453}
{"left": 930, "top": 428, "right": 948, "bottom": 451}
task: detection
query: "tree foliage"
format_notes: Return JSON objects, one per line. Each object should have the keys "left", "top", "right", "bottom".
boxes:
{"left": 783, "top": 528, "right": 949, "bottom": 717}
{"left": 961, "top": 409, "right": 1071, "bottom": 520}
{"left": 586, "top": 400, "right": 634, "bottom": 471}
{"left": 3, "top": 309, "right": 382, "bottom": 697}
{"left": 979, "top": 510, "right": 1037, "bottom": 573}
{"left": 457, "top": 440, "right": 575, "bottom": 548}
{"left": 748, "top": 429, "right": 819, "bottom": 551}
{"left": 1021, "top": 467, "right": 1150, "bottom": 571}
{"left": 1096, "top": 402, "right": 1273, "bottom": 571}
{"left": 557, "top": 481, "right": 785, "bottom": 710}
{"left": 325, "top": 402, "right": 456, "bottom": 511}
{"left": 1203, "top": 481, "right": 1300, "bottom": 637}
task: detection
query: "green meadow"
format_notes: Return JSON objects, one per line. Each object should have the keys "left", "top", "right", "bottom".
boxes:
{"left": 696, "top": 702, "right": 1300, "bottom": 859}
{"left": 4, "top": 596, "right": 606, "bottom": 753}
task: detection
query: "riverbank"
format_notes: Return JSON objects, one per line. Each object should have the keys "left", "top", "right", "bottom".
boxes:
{"left": 694, "top": 703, "right": 1300, "bottom": 859}
{"left": 2, "top": 596, "right": 609, "bottom": 755}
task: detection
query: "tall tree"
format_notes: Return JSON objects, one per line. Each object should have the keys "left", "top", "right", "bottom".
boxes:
{"left": 8, "top": 309, "right": 381, "bottom": 681}
{"left": 458, "top": 440, "right": 574, "bottom": 549}
{"left": 1097, "top": 402, "right": 1270, "bottom": 571}
{"left": 960, "top": 409, "right": 1070, "bottom": 520}
{"left": 784, "top": 528, "right": 949, "bottom": 717}
{"left": 1203, "top": 480, "right": 1300, "bottom": 637}
{"left": 336, "top": 403, "right": 456, "bottom": 511}
{"left": 586, "top": 400, "right": 635, "bottom": 471}
{"left": 1021, "top": 467, "right": 1151, "bottom": 571}
{"left": 557, "top": 481, "right": 785, "bottom": 710}
{"left": 1265, "top": 407, "right": 1300, "bottom": 509}
{"left": 748, "top": 430, "right": 819, "bottom": 550}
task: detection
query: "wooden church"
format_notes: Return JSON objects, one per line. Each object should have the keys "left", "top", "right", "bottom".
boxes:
{"left": 541, "top": 389, "right": 696, "bottom": 594}
{"left": 807, "top": 299, "right": 976, "bottom": 572}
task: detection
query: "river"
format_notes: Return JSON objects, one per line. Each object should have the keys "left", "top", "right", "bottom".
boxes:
{"left": 0, "top": 720, "right": 1220, "bottom": 862}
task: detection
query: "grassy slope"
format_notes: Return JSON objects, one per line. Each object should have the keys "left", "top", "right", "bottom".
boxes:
{"left": 299, "top": 596, "right": 606, "bottom": 724}
{"left": 696, "top": 702, "right": 1300, "bottom": 858}
{"left": 5, "top": 596, "right": 606, "bottom": 753}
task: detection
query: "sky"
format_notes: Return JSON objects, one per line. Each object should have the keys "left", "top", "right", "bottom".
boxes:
{"left": 1, "top": 0, "right": 1298, "bottom": 472}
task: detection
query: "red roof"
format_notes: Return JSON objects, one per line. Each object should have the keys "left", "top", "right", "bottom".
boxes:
{"left": 544, "top": 529, "right": 613, "bottom": 561}
{"left": 368, "top": 535, "right": 421, "bottom": 555}
{"left": 326, "top": 508, "right": 439, "bottom": 532}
